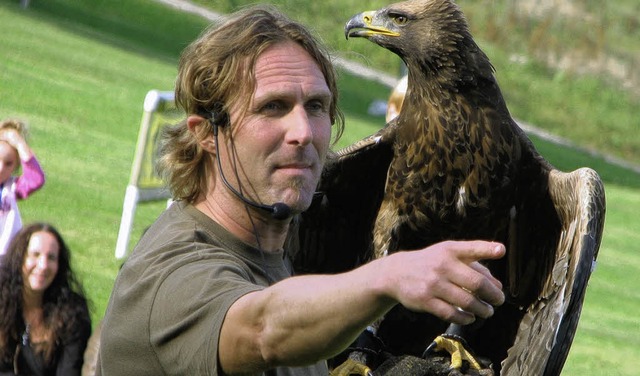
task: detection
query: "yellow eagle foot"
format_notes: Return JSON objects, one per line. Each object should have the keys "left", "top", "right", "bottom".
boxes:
{"left": 422, "top": 334, "right": 483, "bottom": 371}
{"left": 330, "top": 358, "right": 373, "bottom": 376}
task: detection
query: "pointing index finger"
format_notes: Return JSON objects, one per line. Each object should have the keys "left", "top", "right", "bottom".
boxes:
{"left": 450, "top": 241, "right": 506, "bottom": 262}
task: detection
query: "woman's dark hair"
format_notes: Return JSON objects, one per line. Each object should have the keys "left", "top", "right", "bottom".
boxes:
{"left": 0, "top": 222, "right": 90, "bottom": 365}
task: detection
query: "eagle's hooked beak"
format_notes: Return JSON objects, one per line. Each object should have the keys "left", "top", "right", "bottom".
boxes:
{"left": 345, "top": 11, "right": 401, "bottom": 40}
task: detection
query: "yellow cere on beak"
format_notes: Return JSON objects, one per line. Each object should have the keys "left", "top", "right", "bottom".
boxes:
{"left": 361, "top": 11, "right": 400, "bottom": 37}
{"left": 345, "top": 10, "right": 401, "bottom": 39}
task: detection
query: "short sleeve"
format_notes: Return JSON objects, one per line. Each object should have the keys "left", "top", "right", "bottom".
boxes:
{"left": 150, "top": 258, "right": 263, "bottom": 375}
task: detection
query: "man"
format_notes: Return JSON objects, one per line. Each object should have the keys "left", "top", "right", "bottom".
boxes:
{"left": 97, "top": 5, "right": 505, "bottom": 376}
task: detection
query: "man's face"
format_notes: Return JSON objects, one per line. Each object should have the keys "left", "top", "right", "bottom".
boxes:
{"left": 220, "top": 41, "right": 333, "bottom": 215}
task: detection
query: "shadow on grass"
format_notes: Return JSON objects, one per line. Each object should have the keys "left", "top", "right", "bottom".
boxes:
{"left": 531, "top": 134, "right": 640, "bottom": 190}
{"left": 5, "top": 0, "right": 209, "bottom": 64}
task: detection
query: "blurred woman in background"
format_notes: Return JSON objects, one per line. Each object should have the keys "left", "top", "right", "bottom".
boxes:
{"left": 0, "top": 222, "right": 91, "bottom": 375}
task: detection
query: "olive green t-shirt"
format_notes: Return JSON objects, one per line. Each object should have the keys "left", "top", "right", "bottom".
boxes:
{"left": 97, "top": 201, "right": 328, "bottom": 375}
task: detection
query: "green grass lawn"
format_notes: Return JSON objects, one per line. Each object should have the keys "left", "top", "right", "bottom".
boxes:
{"left": 1, "top": 1, "right": 638, "bottom": 374}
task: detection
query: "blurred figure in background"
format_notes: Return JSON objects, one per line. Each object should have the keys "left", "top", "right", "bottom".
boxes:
{"left": 0, "top": 119, "right": 45, "bottom": 258}
{"left": 0, "top": 222, "right": 91, "bottom": 375}
{"left": 385, "top": 75, "right": 408, "bottom": 123}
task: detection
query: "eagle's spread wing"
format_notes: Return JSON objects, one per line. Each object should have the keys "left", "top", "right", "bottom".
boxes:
{"left": 502, "top": 167, "right": 605, "bottom": 374}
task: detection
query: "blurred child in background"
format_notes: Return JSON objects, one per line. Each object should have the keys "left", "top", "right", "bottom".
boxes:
{"left": 0, "top": 119, "right": 45, "bottom": 258}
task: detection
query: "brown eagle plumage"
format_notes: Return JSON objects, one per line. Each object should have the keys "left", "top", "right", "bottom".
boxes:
{"left": 287, "top": 0, "right": 606, "bottom": 374}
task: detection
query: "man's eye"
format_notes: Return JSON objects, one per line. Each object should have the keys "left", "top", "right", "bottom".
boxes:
{"left": 306, "top": 100, "right": 328, "bottom": 114}
{"left": 261, "top": 101, "right": 285, "bottom": 113}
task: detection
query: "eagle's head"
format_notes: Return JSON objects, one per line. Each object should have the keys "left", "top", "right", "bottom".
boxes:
{"left": 345, "top": 0, "right": 492, "bottom": 86}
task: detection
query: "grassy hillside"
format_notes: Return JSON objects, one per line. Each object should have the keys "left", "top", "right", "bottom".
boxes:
{"left": 0, "top": 0, "right": 638, "bottom": 374}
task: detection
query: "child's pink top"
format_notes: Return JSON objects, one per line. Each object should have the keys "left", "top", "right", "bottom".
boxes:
{"left": 14, "top": 156, "right": 45, "bottom": 199}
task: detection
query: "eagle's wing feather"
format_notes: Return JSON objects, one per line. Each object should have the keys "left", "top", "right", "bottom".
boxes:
{"left": 502, "top": 167, "right": 605, "bottom": 375}
{"left": 287, "top": 121, "right": 398, "bottom": 274}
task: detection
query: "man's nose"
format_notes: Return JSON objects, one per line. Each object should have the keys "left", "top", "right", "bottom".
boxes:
{"left": 286, "top": 107, "right": 313, "bottom": 145}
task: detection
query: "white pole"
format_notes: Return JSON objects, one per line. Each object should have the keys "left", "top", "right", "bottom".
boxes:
{"left": 115, "top": 185, "right": 140, "bottom": 259}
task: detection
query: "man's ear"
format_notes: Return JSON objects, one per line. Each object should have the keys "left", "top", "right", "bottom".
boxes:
{"left": 187, "top": 115, "right": 216, "bottom": 153}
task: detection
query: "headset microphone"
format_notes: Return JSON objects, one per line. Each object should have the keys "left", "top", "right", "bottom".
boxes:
{"left": 210, "top": 114, "right": 292, "bottom": 220}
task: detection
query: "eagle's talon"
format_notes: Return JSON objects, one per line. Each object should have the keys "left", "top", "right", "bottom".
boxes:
{"left": 330, "top": 358, "right": 373, "bottom": 376}
{"left": 423, "top": 334, "right": 484, "bottom": 371}
{"left": 421, "top": 339, "right": 438, "bottom": 358}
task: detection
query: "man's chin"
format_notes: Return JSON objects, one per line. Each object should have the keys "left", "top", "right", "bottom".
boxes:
{"left": 279, "top": 191, "right": 316, "bottom": 214}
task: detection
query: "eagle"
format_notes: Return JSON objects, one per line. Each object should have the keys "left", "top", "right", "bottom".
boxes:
{"left": 287, "top": 0, "right": 606, "bottom": 375}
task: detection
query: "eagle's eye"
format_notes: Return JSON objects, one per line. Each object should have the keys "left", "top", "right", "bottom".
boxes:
{"left": 391, "top": 14, "right": 408, "bottom": 25}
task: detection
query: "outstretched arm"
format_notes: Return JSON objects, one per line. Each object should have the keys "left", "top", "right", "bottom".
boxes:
{"left": 219, "top": 240, "right": 505, "bottom": 374}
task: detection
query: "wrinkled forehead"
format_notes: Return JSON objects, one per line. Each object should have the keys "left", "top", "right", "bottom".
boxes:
{"left": 254, "top": 43, "right": 329, "bottom": 92}
{"left": 229, "top": 41, "right": 330, "bottom": 115}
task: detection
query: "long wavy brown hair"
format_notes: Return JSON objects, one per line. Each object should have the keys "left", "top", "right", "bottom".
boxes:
{"left": 0, "top": 223, "right": 90, "bottom": 366}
